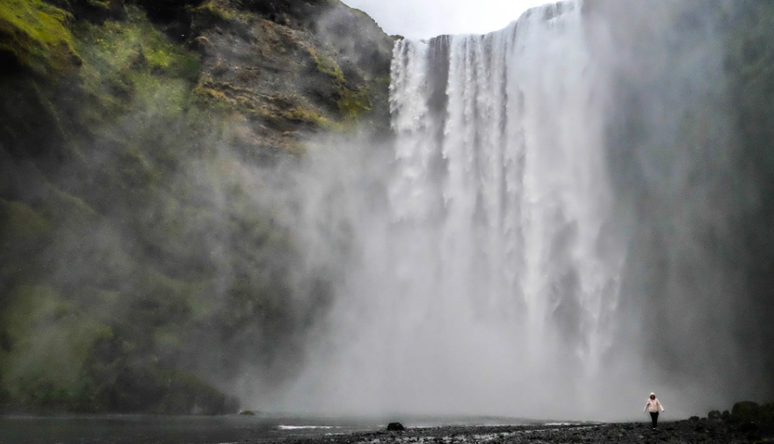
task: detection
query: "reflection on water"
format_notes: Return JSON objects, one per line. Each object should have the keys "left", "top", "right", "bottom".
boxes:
{"left": 0, "top": 415, "right": 532, "bottom": 444}
{"left": 0, "top": 415, "right": 380, "bottom": 444}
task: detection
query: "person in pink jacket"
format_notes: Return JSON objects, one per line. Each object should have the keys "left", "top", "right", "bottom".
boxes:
{"left": 644, "top": 392, "right": 665, "bottom": 429}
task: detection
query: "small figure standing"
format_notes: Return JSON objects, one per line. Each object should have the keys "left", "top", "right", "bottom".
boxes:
{"left": 644, "top": 392, "right": 665, "bottom": 429}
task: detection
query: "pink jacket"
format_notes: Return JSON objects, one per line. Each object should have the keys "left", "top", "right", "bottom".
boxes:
{"left": 644, "top": 393, "right": 665, "bottom": 413}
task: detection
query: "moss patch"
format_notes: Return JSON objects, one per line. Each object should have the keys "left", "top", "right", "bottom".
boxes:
{"left": 74, "top": 5, "right": 201, "bottom": 119}
{"left": 0, "top": 285, "right": 113, "bottom": 411}
{"left": 285, "top": 106, "right": 344, "bottom": 132}
{"left": 337, "top": 86, "right": 372, "bottom": 122}
{"left": 307, "top": 46, "right": 345, "bottom": 84}
{"left": 0, "top": 0, "right": 80, "bottom": 73}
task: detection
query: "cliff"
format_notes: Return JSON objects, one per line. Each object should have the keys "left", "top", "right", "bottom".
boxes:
{"left": 0, "top": 0, "right": 393, "bottom": 414}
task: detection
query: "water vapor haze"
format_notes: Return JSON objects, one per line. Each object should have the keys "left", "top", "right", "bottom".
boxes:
{"left": 238, "top": 0, "right": 774, "bottom": 421}
{"left": 4, "top": 0, "right": 774, "bottom": 423}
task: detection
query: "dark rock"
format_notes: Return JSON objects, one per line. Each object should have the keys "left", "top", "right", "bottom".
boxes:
{"left": 722, "top": 410, "right": 731, "bottom": 421}
{"left": 387, "top": 422, "right": 406, "bottom": 431}
{"left": 690, "top": 416, "right": 700, "bottom": 421}
{"left": 708, "top": 410, "right": 721, "bottom": 420}
{"left": 732, "top": 401, "right": 762, "bottom": 422}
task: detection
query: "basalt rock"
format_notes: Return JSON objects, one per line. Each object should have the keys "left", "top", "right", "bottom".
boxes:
{"left": 387, "top": 422, "right": 406, "bottom": 431}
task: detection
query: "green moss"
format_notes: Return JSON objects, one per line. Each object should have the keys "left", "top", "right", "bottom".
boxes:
{"left": 0, "top": 285, "right": 113, "bottom": 411}
{"left": 192, "top": 1, "right": 236, "bottom": 22}
{"left": 307, "top": 47, "right": 345, "bottom": 85}
{"left": 337, "top": 86, "right": 372, "bottom": 122}
{"left": 285, "top": 107, "right": 344, "bottom": 132}
{"left": 74, "top": 5, "right": 201, "bottom": 119}
{"left": 305, "top": 46, "right": 376, "bottom": 123}
{"left": 0, "top": 0, "right": 80, "bottom": 73}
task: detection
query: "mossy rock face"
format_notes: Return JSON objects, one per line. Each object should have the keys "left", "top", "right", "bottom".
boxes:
{"left": 0, "top": 0, "right": 81, "bottom": 74}
{"left": 47, "top": 0, "right": 127, "bottom": 24}
{"left": 104, "top": 367, "right": 237, "bottom": 414}
{"left": 0, "top": 0, "right": 391, "bottom": 415}
{"left": 0, "top": 199, "right": 52, "bottom": 288}
{"left": 0, "top": 285, "right": 113, "bottom": 412}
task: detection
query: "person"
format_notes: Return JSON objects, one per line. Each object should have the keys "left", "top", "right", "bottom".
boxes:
{"left": 644, "top": 392, "right": 665, "bottom": 429}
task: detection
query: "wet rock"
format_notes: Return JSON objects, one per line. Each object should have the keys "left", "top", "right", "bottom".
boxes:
{"left": 732, "top": 401, "right": 761, "bottom": 422}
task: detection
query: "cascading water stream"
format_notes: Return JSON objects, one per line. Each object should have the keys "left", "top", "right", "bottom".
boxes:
{"left": 383, "top": 0, "right": 622, "bottom": 416}
{"left": 272, "top": 2, "right": 638, "bottom": 420}
{"left": 258, "top": 0, "right": 774, "bottom": 420}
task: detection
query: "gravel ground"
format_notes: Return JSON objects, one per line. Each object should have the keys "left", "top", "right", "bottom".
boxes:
{"left": 266, "top": 420, "right": 773, "bottom": 444}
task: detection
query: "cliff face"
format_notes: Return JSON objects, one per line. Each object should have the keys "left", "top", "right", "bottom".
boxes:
{"left": 0, "top": 0, "right": 393, "bottom": 414}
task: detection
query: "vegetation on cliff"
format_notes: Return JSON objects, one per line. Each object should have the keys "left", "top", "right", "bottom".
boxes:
{"left": 0, "top": 0, "right": 80, "bottom": 74}
{"left": 0, "top": 0, "right": 392, "bottom": 414}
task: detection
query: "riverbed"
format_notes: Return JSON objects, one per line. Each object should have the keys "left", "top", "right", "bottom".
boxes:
{"left": 0, "top": 416, "right": 765, "bottom": 444}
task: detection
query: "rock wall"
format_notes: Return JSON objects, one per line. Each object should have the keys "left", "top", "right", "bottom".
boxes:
{"left": 0, "top": 0, "right": 393, "bottom": 414}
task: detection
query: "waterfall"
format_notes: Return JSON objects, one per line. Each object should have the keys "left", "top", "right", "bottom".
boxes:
{"left": 385, "top": 1, "right": 624, "bottom": 414}
{"left": 272, "top": 1, "right": 635, "bottom": 420}
{"left": 389, "top": 0, "right": 617, "bottom": 366}
{"left": 269, "top": 0, "right": 765, "bottom": 421}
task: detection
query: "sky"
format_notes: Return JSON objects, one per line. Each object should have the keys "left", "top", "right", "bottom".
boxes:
{"left": 343, "top": 0, "right": 554, "bottom": 39}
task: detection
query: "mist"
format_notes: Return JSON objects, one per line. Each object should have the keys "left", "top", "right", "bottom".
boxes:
{"left": 2, "top": 0, "right": 773, "bottom": 423}
{"left": 235, "top": 0, "right": 774, "bottom": 421}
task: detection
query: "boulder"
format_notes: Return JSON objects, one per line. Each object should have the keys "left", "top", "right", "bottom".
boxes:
{"left": 732, "top": 401, "right": 761, "bottom": 422}
{"left": 708, "top": 410, "right": 721, "bottom": 420}
{"left": 387, "top": 422, "right": 406, "bottom": 431}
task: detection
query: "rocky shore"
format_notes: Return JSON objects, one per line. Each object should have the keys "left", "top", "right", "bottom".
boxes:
{"left": 2, "top": 414, "right": 773, "bottom": 443}
{"left": 265, "top": 420, "right": 773, "bottom": 444}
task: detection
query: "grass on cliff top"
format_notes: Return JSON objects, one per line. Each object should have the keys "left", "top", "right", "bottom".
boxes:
{"left": 0, "top": 0, "right": 79, "bottom": 73}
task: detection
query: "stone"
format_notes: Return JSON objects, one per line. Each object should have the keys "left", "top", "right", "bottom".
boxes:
{"left": 732, "top": 401, "right": 761, "bottom": 422}
{"left": 387, "top": 422, "right": 406, "bottom": 431}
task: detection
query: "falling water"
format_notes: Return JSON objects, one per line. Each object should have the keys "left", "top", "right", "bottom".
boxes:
{"left": 269, "top": 1, "right": 637, "bottom": 420}
{"left": 266, "top": 0, "right": 770, "bottom": 421}
{"left": 383, "top": 1, "right": 621, "bottom": 417}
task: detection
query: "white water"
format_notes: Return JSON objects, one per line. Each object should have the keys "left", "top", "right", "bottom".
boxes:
{"left": 263, "top": 1, "right": 655, "bottom": 421}
{"left": 382, "top": 2, "right": 625, "bottom": 418}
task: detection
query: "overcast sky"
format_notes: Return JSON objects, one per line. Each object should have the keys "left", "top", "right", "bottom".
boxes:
{"left": 343, "top": 0, "right": 554, "bottom": 39}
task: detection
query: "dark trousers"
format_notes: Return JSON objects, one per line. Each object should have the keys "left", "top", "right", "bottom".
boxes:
{"left": 650, "top": 412, "right": 659, "bottom": 428}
